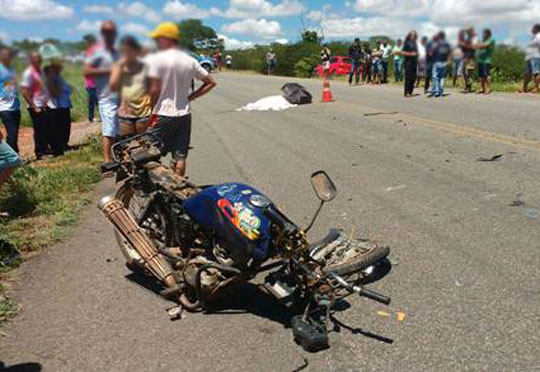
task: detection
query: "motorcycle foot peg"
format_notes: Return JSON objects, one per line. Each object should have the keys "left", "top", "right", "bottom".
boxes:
{"left": 291, "top": 315, "right": 329, "bottom": 352}
{"left": 160, "top": 285, "right": 182, "bottom": 299}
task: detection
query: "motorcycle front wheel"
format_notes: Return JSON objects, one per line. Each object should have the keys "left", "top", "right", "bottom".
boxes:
{"left": 309, "top": 229, "right": 390, "bottom": 276}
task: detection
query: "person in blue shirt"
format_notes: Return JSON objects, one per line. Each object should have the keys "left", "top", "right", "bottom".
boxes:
{"left": 430, "top": 31, "right": 452, "bottom": 98}
{"left": 0, "top": 47, "right": 21, "bottom": 153}
{"left": 348, "top": 38, "right": 363, "bottom": 85}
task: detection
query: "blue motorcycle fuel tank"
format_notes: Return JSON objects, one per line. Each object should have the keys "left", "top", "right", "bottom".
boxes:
{"left": 183, "top": 183, "right": 272, "bottom": 261}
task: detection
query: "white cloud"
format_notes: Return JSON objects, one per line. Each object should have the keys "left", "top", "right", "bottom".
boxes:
{"left": 321, "top": 16, "right": 409, "bottom": 38}
{"left": 83, "top": 4, "right": 114, "bottom": 14}
{"left": 274, "top": 38, "right": 289, "bottom": 44}
{"left": 354, "top": 0, "right": 431, "bottom": 17}
{"left": 223, "top": 18, "right": 282, "bottom": 39}
{"left": 76, "top": 19, "right": 102, "bottom": 33}
{"left": 83, "top": 2, "right": 161, "bottom": 22}
{"left": 352, "top": 0, "right": 540, "bottom": 34}
{"left": 0, "top": 0, "right": 74, "bottom": 21}
{"left": 123, "top": 22, "right": 150, "bottom": 35}
{"left": 307, "top": 10, "right": 323, "bottom": 21}
{"left": 0, "top": 31, "right": 10, "bottom": 43}
{"left": 218, "top": 34, "right": 255, "bottom": 50}
{"left": 163, "top": 1, "right": 211, "bottom": 19}
{"left": 216, "top": 0, "right": 304, "bottom": 18}
{"left": 118, "top": 2, "right": 162, "bottom": 23}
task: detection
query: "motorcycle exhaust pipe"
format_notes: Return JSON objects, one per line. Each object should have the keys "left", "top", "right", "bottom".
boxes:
{"left": 98, "top": 195, "right": 178, "bottom": 291}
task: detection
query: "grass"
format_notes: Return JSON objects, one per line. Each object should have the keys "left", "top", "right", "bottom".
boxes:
{"left": 0, "top": 135, "right": 102, "bottom": 323}
{"left": 0, "top": 283, "right": 19, "bottom": 323}
{"left": 13, "top": 60, "right": 88, "bottom": 127}
{"left": 0, "top": 136, "right": 102, "bottom": 265}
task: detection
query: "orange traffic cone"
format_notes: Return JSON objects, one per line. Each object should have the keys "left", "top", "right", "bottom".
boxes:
{"left": 321, "top": 78, "right": 334, "bottom": 102}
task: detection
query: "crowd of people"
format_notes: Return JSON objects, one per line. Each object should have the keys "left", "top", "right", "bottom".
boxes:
{"left": 0, "top": 20, "right": 217, "bottom": 195}
{"left": 340, "top": 24, "right": 540, "bottom": 98}
{"left": 2, "top": 21, "right": 540, "bottom": 194}
{"left": 83, "top": 20, "right": 217, "bottom": 176}
{"left": 0, "top": 43, "right": 74, "bottom": 194}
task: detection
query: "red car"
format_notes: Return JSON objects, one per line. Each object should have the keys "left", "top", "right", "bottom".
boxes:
{"left": 314, "top": 56, "right": 352, "bottom": 77}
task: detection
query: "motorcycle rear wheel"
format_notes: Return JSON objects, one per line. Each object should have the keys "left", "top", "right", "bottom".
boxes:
{"left": 310, "top": 229, "right": 390, "bottom": 276}
{"left": 114, "top": 183, "right": 170, "bottom": 273}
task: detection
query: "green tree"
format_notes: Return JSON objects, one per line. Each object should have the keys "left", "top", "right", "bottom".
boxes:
{"left": 301, "top": 30, "right": 320, "bottom": 44}
{"left": 178, "top": 19, "right": 218, "bottom": 51}
{"left": 12, "top": 39, "right": 41, "bottom": 53}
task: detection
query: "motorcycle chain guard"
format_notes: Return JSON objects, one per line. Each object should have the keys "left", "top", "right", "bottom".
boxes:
{"left": 291, "top": 315, "right": 329, "bottom": 352}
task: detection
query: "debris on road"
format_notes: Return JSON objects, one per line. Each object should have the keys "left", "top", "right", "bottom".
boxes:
{"left": 291, "top": 353, "right": 309, "bottom": 372}
{"left": 364, "top": 111, "right": 398, "bottom": 117}
{"left": 476, "top": 154, "right": 503, "bottom": 162}
{"left": 237, "top": 95, "right": 297, "bottom": 111}
{"left": 523, "top": 208, "right": 537, "bottom": 220}
{"left": 386, "top": 184, "right": 407, "bottom": 192}
{"left": 396, "top": 310, "right": 407, "bottom": 322}
{"left": 167, "top": 305, "right": 184, "bottom": 320}
{"left": 377, "top": 310, "right": 391, "bottom": 317}
{"left": 509, "top": 193, "right": 525, "bottom": 207}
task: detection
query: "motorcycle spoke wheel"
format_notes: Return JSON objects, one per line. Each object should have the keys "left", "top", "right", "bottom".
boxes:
{"left": 311, "top": 231, "right": 390, "bottom": 276}
{"left": 114, "top": 184, "right": 168, "bottom": 272}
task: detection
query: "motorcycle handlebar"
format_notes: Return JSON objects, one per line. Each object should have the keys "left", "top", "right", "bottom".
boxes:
{"left": 327, "top": 271, "right": 391, "bottom": 306}
{"left": 358, "top": 287, "right": 391, "bottom": 305}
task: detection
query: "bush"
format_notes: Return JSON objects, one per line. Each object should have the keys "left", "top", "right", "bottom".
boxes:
{"left": 492, "top": 45, "right": 525, "bottom": 82}
{"left": 294, "top": 56, "right": 319, "bottom": 78}
{"left": 227, "top": 38, "right": 527, "bottom": 86}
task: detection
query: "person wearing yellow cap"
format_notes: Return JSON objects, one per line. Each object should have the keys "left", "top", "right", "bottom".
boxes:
{"left": 146, "top": 22, "right": 217, "bottom": 177}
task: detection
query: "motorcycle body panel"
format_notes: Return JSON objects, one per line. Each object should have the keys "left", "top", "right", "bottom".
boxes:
{"left": 183, "top": 183, "right": 272, "bottom": 261}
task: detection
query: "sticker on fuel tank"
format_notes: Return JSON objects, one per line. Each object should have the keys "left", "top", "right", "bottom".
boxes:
{"left": 217, "top": 198, "right": 261, "bottom": 240}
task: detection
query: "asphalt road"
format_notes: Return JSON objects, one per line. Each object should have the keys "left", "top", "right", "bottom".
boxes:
{"left": 2, "top": 73, "right": 540, "bottom": 371}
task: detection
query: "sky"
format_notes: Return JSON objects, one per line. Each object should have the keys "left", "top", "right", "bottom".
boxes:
{"left": 1, "top": 0, "right": 539, "bottom": 49}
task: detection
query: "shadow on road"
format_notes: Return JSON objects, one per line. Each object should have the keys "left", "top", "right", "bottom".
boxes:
{"left": 0, "top": 361, "right": 42, "bottom": 372}
{"left": 123, "top": 259, "right": 393, "bottom": 343}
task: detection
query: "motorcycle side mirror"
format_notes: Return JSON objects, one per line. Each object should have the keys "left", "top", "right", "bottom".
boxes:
{"left": 311, "top": 171, "right": 338, "bottom": 203}
{"left": 305, "top": 171, "right": 338, "bottom": 233}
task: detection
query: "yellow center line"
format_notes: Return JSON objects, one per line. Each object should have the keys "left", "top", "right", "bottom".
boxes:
{"left": 337, "top": 100, "right": 540, "bottom": 153}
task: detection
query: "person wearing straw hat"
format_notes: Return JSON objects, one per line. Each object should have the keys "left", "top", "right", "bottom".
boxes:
{"left": 146, "top": 22, "right": 217, "bottom": 177}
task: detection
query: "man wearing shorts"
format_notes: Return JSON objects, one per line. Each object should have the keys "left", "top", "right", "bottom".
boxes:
{"left": 0, "top": 47, "right": 21, "bottom": 154}
{"left": 475, "top": 29, "right": 495, "bottom": 94}
{"left": 0, "top": 131, "right": 20, "bottom": 194}
{"left": 83, "top": 20, "right": 119, "bottom": 165}
{"left": 519, "top": 24, "right": 540, "bottom": 94}
{"left": 147, "top": 22, "right": 217, "bottom": 176}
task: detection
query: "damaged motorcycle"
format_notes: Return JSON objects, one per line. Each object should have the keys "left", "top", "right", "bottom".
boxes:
{"left": 98, "top": 133, "right": 391, "bottom": 351}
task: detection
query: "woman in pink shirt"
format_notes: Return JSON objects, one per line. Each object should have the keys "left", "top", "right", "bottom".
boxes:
{"left": 84, "top": 35, "right": 98, "bottom": 122}
{"left": 20, "top": 52, "right": 50, "bottom": 159}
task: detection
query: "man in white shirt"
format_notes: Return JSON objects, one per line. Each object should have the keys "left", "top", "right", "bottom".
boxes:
{"left": 147, "top": 22, "right": 217, "bottom": 176}
{"left": 380, "top": 40, "right": 392, "bottom": 83}
{"left": 519, "top": 24, "right": 540, "bottom": 93}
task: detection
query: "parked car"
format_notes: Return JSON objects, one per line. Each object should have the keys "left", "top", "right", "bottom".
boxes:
{"left": 314, "top": 56, "right": 352, "bottom": 77}
{"left": 190, "top": 52, "right": 216, "bottom": 72}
